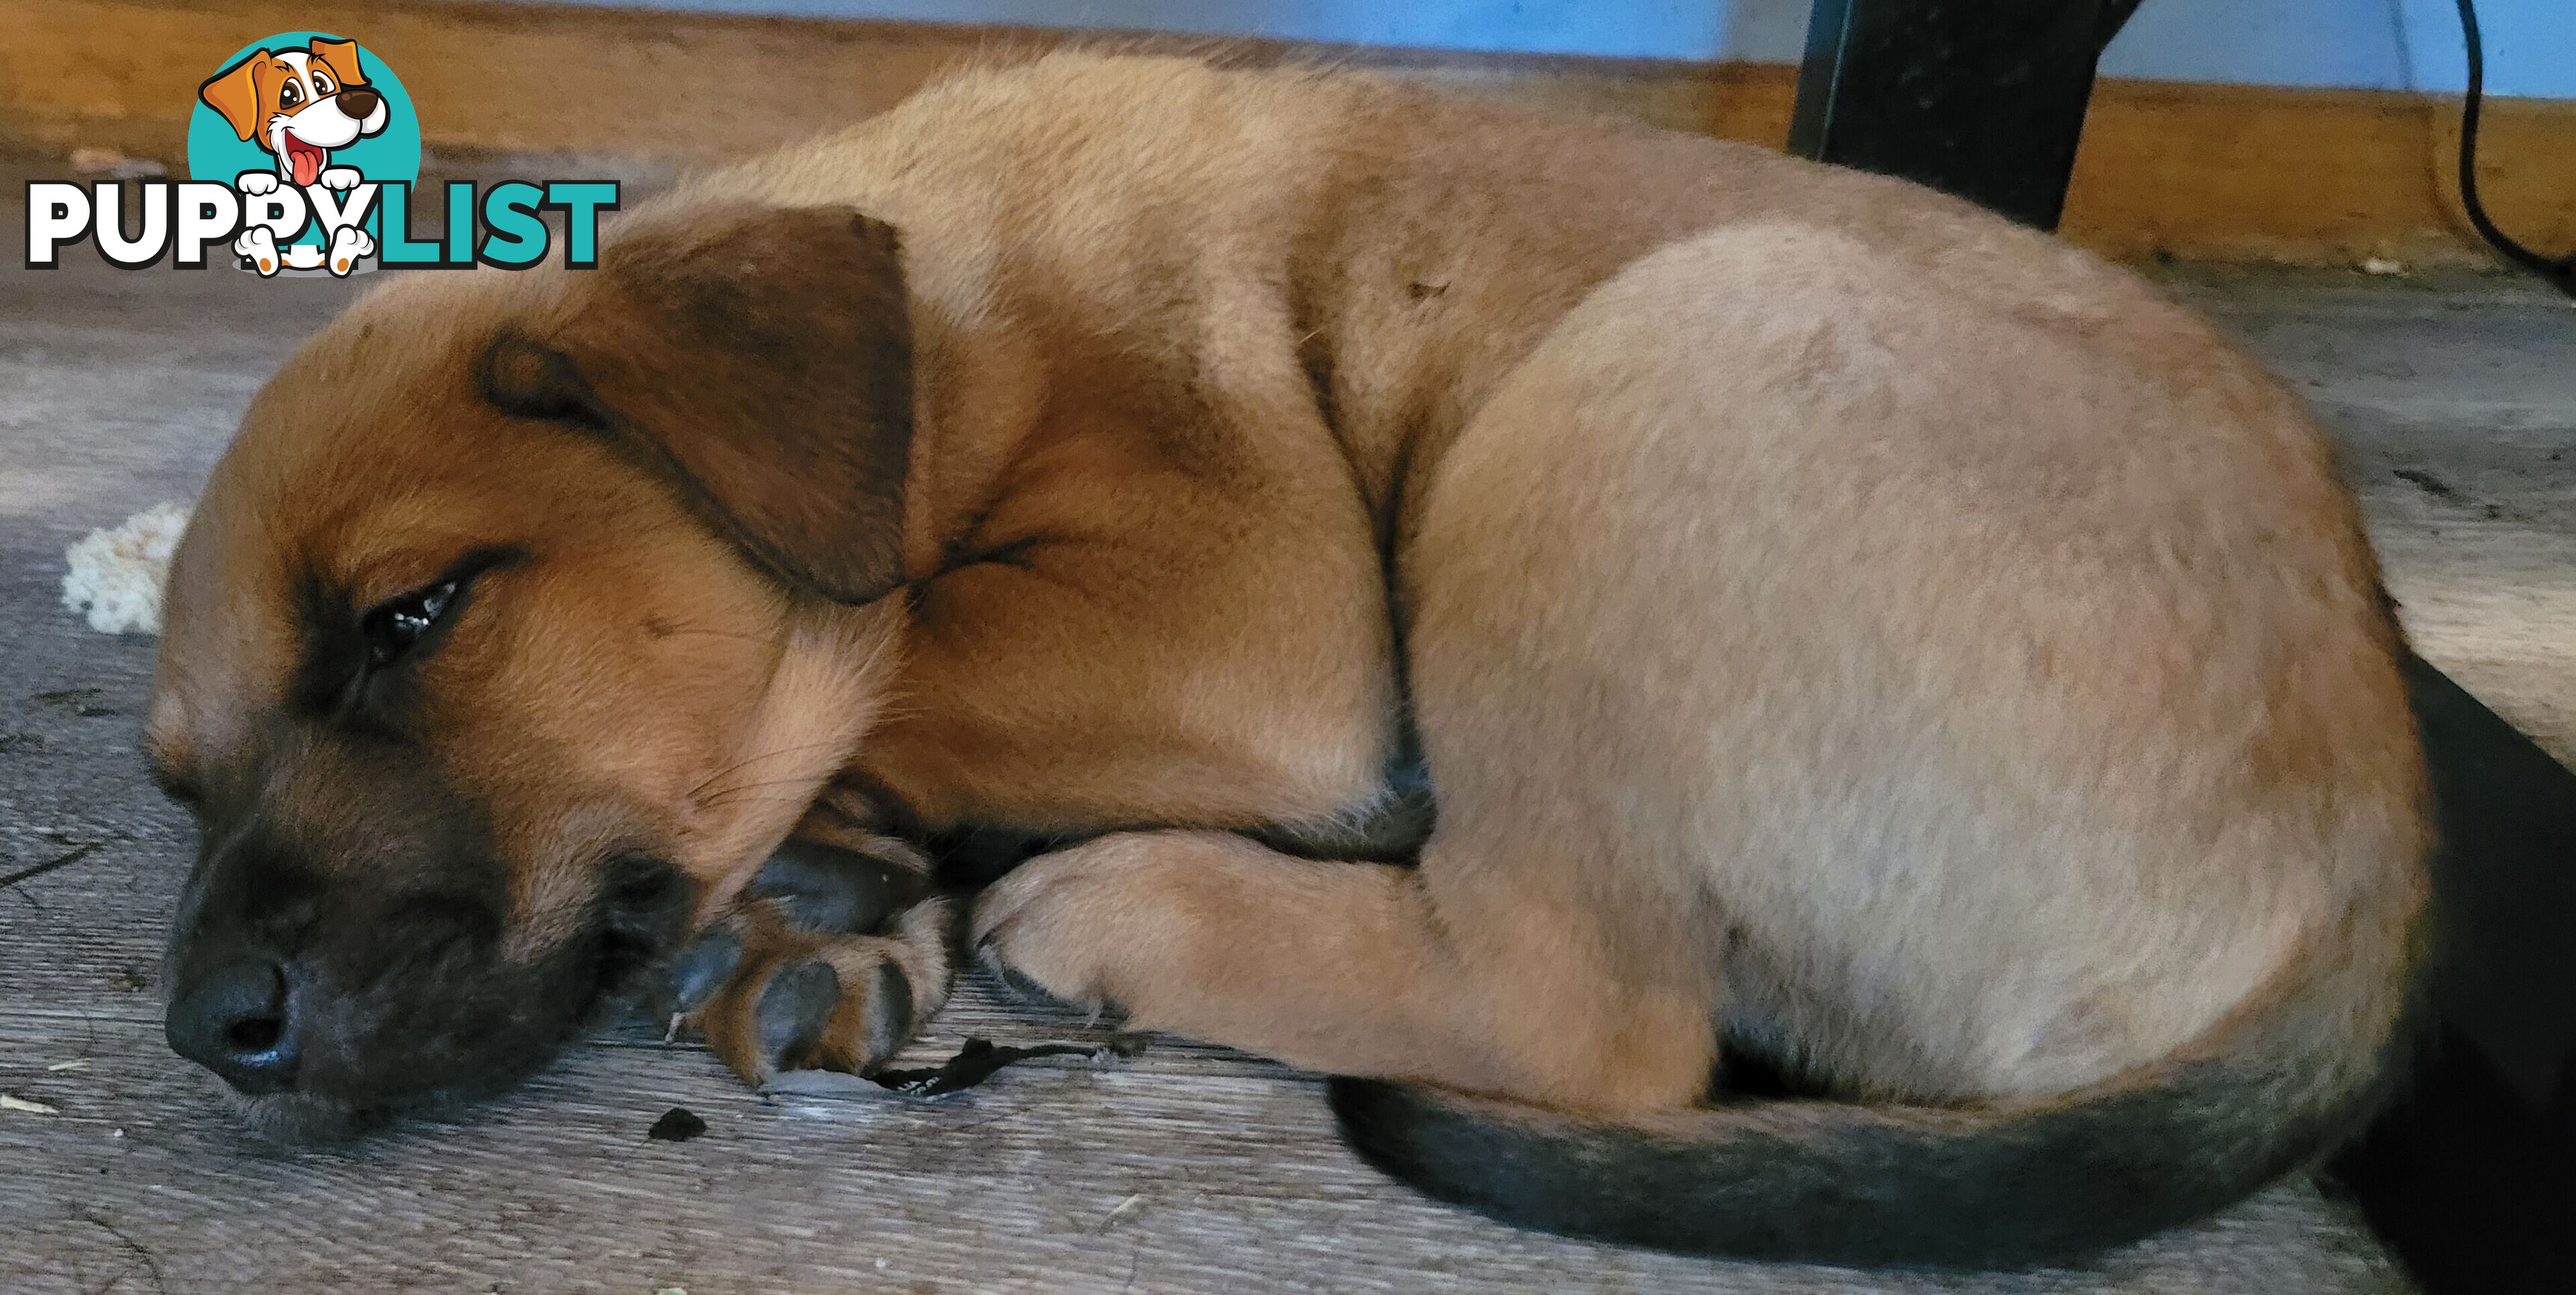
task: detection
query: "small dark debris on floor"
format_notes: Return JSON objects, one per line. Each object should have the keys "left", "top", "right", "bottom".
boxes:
{"left": 0, "top": 840, "right": 103, "bottom": 892}
{"left": 2393, "top": 467, "right": 2465, "bottom": 503}
{"left": 106, "top": 967, "right": 150, "bottom": 993}
{"left": 646, "top": 1107, "right": 706, "bottom": 1142}
{"left": 32, "top": 686, "right": 119, "bottom": 718}
{"left": 871, "top": 1034, "right": 1152, "bottom": 1098}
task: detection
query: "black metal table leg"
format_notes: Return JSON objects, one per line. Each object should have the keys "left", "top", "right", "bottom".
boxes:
{"left": 1788, "top": 0, "right": 2141, "bottom": 229}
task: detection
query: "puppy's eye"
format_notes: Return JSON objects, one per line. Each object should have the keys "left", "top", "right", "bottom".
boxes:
{"left": 362, "top": 579, "right": 459, "bottom": 667}
{"left": 279, "top": 82, "right": 303, "bottom": 109}
{"left": 312, "top": 71, "right": 335, "bottom": 94}
{"left": 344, "top": 547, "right": 525, "bottom": 680}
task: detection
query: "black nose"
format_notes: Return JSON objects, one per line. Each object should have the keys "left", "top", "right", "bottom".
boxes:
{"left": 166, "top": 958, "right": 300, "bottom": 1093}
{"left": 335, "top": 86, "right": 380, "bottom": 119}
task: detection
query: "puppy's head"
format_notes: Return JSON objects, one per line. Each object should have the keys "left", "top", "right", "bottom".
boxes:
{"left": 148, "top": 206, "right": 916, "bottom": 1137}
{"left": 199, "top": 40, "right": 390, "bottom": 186}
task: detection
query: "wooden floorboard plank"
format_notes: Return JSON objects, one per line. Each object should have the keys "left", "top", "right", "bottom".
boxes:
{"left": 0, "top": 1007, "right": 2410, "bottom": 1294}
{"left": 2165, "top": 268, "right": 2576, "bottom": 761}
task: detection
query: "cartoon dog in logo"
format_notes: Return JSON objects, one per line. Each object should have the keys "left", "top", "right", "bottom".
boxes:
{"left": 198, "top": 38, "right": 388, "bottom": 275}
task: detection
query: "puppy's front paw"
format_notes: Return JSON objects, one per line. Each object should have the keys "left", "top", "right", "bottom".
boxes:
{"left": 971, "top": 832, "right": 1208, "bottom": 1021}
{"left": 663, "top": 839, "right": 953, "bottom": 1085}
{"left": 317, "top": 166, "right": 362, "bottom": 191}
{"left": 234, "top": 170, "right": 279, "bottom": 195}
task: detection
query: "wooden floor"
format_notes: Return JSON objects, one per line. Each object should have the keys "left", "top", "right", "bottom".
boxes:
{"left": 2163, "top": 270, "right": 2576, "bottom": 767}
{"left": 5, "top": 155, "right": 2569, "bottom": 1292}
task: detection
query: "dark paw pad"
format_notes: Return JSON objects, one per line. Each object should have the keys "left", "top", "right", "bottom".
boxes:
{"left": 859, "top": 960, "right": 915, "bottom": 1065}
{"left": 755, "top": 960, "right": 841, "bottom": 1072}
{"left": 664, "top": 858, "right": 951, "bottom": 1087}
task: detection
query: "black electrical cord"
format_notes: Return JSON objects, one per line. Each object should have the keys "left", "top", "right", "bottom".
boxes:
{"left": 2454, "top": 0, "right": 2576, "bottom": 296}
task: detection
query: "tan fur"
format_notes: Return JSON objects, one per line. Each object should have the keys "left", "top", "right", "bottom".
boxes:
{"left": 669, "top": 54, "right": 2419, "bottom": 1111}
{"left": 154, "top": 53, "right": 2427, "bottom": 1248}
{"left": 152, "top": 270, "right": 905, "bottom": 943}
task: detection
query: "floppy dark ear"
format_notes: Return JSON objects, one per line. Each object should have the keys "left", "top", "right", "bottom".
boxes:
{"left": 481, "top": 205, "right": 915, "bottom": 604}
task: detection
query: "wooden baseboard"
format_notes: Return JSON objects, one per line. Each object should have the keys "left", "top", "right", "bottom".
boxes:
{"left": 2065, "top": 78, "right": 2575, "bottom": 268}
{"left": 7, "top": 0, "right": 2570, "bottom": 268}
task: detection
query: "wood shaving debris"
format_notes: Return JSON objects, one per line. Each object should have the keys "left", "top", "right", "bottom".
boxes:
{"left": 3, "top": 1093, "right": 61, "bottom": 1114}
{"left": 46, "top": 1060, "right": 92, "bottom": 1072}
{"left": 62, "top": 501, "right": 191, "bottom": 634}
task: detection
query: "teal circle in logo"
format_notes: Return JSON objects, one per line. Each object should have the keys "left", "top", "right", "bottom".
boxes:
{"left": 185, "top": 32, "right": 421, "bottom": 254}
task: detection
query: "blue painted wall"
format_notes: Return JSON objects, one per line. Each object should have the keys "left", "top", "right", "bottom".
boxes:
{"left": 513, "top": 0, "right": 2574, "bottom": 98}
{"left": 2100, "top": 0, "right": 2571, "bottom": 96}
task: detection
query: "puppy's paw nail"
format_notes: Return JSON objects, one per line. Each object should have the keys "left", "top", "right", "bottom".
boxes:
{"left": 755, "top": 959, "right": 841, "bottom": 1072}
{"left": 664, "top": 930, "right": 743, "bottom": 1016}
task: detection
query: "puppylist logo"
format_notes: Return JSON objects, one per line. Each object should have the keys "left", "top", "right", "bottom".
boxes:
{"left": 23, "top": 32, "right": 617, "bottom": 277}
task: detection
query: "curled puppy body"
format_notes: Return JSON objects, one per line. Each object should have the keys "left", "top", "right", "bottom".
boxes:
{"left": 150, "top": 54, "right": 2427, "bottom": 1267}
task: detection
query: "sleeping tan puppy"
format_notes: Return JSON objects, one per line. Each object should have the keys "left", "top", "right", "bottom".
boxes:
{"left": 146, "top": 53, "right": 2428, "bottom": 1267}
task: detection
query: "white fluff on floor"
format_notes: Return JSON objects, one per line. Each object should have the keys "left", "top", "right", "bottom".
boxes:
{"left": 61, "top": 502, "right": 191, "bottom": 635}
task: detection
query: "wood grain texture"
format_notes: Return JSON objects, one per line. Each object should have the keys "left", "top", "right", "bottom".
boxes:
{"left": 16, "top": 171, "right": 2576, "bottom": 1295}
{"left": 2063, "top": 82, "right": 2576, "bottom": 270}
{"left": 2165, "top": 268, "right": 2576, "bottom": 765}
{"left": 4, "top": 0, "right": 2572, "bottom": 269}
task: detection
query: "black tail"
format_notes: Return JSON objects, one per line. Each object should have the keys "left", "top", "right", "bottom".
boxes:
{"left": 1330, "top": 952, "right": 2422, "bottom": 1268}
